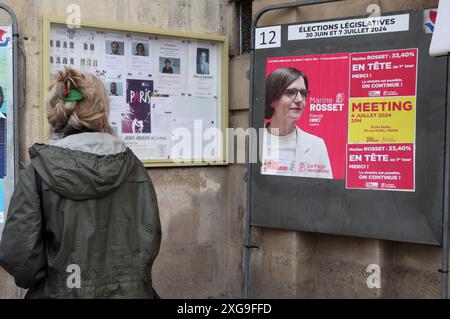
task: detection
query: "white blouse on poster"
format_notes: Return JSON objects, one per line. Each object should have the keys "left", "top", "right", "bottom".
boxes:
{"left": 262, "top": 126, "right": 333, "bottom": 179}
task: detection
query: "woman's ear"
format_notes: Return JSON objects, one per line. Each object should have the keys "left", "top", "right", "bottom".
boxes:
{"left": 270, "top": 99, "right": 277, "bottom": 109}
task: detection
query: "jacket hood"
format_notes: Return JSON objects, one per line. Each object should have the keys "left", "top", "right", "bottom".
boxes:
{"left": 29, "top": 133, "right": 135, "bottom": 200}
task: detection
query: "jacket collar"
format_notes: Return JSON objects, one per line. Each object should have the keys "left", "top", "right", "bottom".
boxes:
{"left": 52, "top": 132, "right": 127, "bottom": 156}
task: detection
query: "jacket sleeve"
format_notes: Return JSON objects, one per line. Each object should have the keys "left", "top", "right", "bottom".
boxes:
{"left": 0, "top": 166, "right": 47, "bottom": 289}
{"left": 147, "top": 177, "right": 162, "bottom": 258}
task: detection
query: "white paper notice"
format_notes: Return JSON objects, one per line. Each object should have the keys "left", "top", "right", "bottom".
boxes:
{"left": 50, "top": 27, "right": 76, "bottom": 74}
{"left": 202, "top": 118, "right": 222, "bottom": 160}
{"left": 128, "top": 36, "right": 153, "bottom": 79}
{"left": 170, "top": 118, "right": 196, "bottom": 160}
{"left": 77, "top": 30, "right": 103, "bottom": 75}
{"left": 170, "top": 117, "right": 221, "bottom": 161}
{"left": 137, "top": 96, "right": 174, "bottom": 159}
{"left": 153, "top": 38, "right": 188, "bottom": 95}
{"left": 151, "top": 96, "right": 173, "bottom": 134}
{"left": 106, "top": 79, "right": 126, "bottom": 116}
{"left": 50, "top": 27, "right": 103, "bottom": 76}
{"left": 188, "top": 41, "right": 218, "bottom": 98}
{"left": 104, "top": 33, "right": 127, "bottom": 78}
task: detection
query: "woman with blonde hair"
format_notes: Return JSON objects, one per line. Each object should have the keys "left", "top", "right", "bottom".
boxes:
{"left": 0, "top": 67, "right": 161, "bottom": 298}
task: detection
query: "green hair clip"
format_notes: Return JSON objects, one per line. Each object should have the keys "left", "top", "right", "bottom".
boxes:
{"left": 56, "top": 88, "right": 85, "bottom": 102}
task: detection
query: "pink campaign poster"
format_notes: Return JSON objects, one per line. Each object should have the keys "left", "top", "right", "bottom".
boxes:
{"left": 262, "top": 53, "right": 349, "bottom": 180}
{"left": 346, "top": 144, "right": 414, "bottom": 190}
{"left": 346, "top": 48, "right": 418, "bottom": 191}
{"left": 262, "top": 48, "right": 417, "bottom": 191}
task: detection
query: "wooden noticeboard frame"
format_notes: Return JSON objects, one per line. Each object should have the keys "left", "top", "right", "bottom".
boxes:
{"left": 41, "top": 16, "right": 228, "bottom": 167}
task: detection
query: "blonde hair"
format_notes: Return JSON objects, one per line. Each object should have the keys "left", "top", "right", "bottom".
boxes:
{"left": 46, "top": 67, "right": 112, "bottom": 137}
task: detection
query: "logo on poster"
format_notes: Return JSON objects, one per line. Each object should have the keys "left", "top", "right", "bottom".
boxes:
{"left": 383, "top": 90, "right": 398, "bottom": 96}
{"left": 263, "top": 160, "right": 280, "bottom": 171}
{"left": 336, "top": 92, "right": 345, "bottom": 103}
{"left": 424, "top": 9, "right": 437, "bottom": 33}
{"left": 299, "top": 162, "right": 306, "bottom": 172}
{"left": 309, "top": 96, "right": 344, "bottom": 112}
{"left": 0, "top": 28, "right": 11, "bottom": 47}
{"left": 365, "top": 182, "right": 378, "bottom": 188}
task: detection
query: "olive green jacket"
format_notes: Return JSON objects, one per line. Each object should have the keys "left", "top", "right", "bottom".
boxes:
{"left": 0, "top": 133, "right": 161, "bottom": 298}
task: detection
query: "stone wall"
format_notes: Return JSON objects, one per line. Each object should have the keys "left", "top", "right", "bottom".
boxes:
{"left": 0, "top": 0, "right": 243, "bottom": 299}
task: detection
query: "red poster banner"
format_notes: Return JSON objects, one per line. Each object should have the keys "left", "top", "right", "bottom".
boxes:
{"left": 265, "top": 53, "right": 349, "bottom": 180}
{"left": 350, "top": 48, "right": 418, "bottom": 98}
{"left": 346, "top": 143, "right": 415, "bottom": 191}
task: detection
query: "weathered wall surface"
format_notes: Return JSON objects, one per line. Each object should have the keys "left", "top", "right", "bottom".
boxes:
{"left": 246, "top": 0, "right": 447, "bottom": 299}
{"left": 0, "top": 0, "right": 244, "bottom": 299}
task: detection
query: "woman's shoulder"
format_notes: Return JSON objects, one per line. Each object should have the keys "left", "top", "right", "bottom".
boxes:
{"left": 296, "top": 127, "right": 326, "bottom": 145}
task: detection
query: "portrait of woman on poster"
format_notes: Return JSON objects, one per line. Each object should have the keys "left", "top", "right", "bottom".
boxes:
{"left": 263, "top": 67, "right": 332, "bottom": 179}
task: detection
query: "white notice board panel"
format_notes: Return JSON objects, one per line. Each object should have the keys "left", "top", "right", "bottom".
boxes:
{"left": 42, "top": 18, "right": 228, "bottom": 167}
